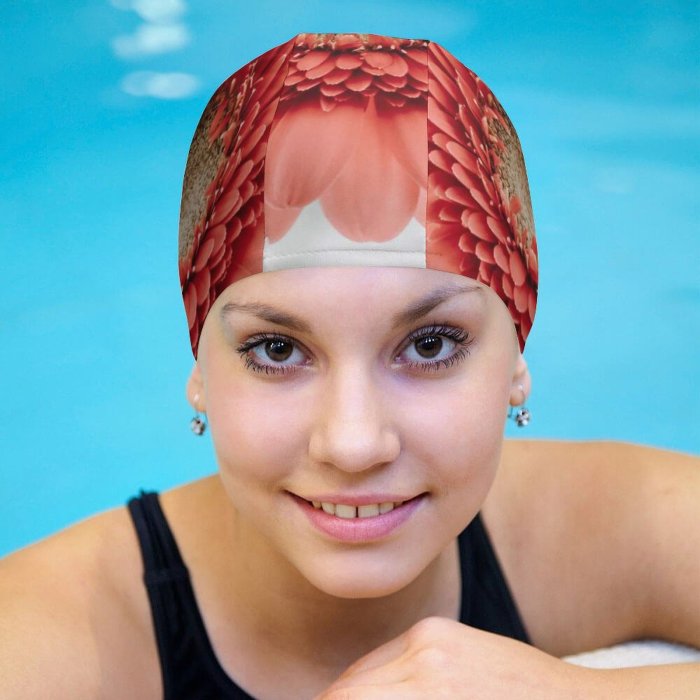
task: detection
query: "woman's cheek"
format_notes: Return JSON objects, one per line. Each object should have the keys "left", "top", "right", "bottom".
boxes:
{"left": 422, "top": 370, "right": 510, "bottom": 488}
{"left": 207, "top": 380, "right": 309, "bottom": 481}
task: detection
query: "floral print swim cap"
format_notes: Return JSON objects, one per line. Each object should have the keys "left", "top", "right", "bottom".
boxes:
{"left": 179, "top": 33, "right": 538, "bottom": 356}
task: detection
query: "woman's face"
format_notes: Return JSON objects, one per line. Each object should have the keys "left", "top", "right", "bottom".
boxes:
{"left": 192, "top": 266, "right": 527, "bottom": 598}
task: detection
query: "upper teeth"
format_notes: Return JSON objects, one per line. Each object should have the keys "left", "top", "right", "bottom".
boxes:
{"left": 311, "top": 501, "right": 401, "bottom": 518}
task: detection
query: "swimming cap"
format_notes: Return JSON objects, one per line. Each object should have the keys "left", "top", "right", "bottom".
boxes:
{"left": 179, "top": 33, "right": 538, "bottom": 356}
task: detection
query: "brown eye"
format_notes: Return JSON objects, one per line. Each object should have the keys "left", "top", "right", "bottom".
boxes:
{"left": 265, "top": 339, "right": 293, "bottom": 362}
{"left": 396, "top": 324, "right": 473, "bottom": 373}
{"left": 236, "top": 333, "right": 310, "bottom": 375}
{"left": 414, "top": 336, "right": 443, "bottom": 358}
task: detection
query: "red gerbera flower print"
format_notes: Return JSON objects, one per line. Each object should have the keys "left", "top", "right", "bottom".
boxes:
{"left": 179, "top": 39, "right": 296, "bottom": 354}
{"left": 425, "top": 43, "right": 537, "bottom": 349}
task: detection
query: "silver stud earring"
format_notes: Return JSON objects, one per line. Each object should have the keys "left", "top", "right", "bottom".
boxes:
{"left": 190, "top": 393, "right": 207, "bottom": 436}
{"left": 508, "top": 384, "right": 531, "bottom": 427}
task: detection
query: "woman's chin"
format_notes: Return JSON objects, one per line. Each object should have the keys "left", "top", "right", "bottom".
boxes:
{"left": 309, "top": 573, "right": 413, "bottom": 600}
{"left": 294, "top": 550, "right": 435, "bottom": 601}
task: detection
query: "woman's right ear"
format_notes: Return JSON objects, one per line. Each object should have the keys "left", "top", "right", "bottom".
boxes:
{"left": 509, "top": 353, "right": 531, "bottom": 407}
{"left": 186, "top": 364, "right": 205, "bottom": 412}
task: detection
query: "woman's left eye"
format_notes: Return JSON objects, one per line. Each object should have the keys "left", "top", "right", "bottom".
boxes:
{"left": 236, "top": 334, "right": 309, "bottom": 375}
{"left": 396, "top": 324, "right": 473, "bottom": 372}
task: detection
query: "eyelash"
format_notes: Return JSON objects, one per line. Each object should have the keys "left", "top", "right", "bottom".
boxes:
{"left": 235, "top": 324, "right": 474, "bottom": 376}
{"left": 236, "top": 334, "right": 306, "bottom": 376}
{"left": 402, "top": 325, "right": 473, "bottom": 372}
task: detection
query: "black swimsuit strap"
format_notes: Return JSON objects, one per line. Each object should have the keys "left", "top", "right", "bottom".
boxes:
{"left": 458, "top": 513, "right": 530, "bottom": 642}
{"left": 128, "top": 491, "right": 253, "bottom": 699}
{"left": 128, "top": 491, "right": 188, "bottom": 583}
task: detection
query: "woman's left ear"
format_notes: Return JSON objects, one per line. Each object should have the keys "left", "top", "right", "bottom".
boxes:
{"left": 509, "top": 354, "right": 531, "bottom": 406}
{"left": 186, "top": 363, "right": 205, "bottom": 412}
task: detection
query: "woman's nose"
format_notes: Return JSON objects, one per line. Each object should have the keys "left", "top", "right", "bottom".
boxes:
{"left": 307, "top": 364, "right": 401, "bottom": 473}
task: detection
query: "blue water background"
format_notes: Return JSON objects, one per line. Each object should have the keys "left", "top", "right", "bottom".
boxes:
{"left": 1, "top": 0, "right": 698, "bottom": 555}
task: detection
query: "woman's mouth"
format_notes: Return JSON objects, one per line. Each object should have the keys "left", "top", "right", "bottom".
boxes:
{"left": 309, "top": 499, "right": 408, "bottom": 518}
{"left": 289, "top": 493, "right": 427, "bottom": 542}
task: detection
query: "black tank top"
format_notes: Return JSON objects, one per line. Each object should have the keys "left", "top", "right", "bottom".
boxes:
{"left": 128, "top": 490, "right": 529, "bottom": 700}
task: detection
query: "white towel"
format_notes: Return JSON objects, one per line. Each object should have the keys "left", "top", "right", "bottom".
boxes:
{"left": 564, "top": 640, "right": 700, "bottom": 668}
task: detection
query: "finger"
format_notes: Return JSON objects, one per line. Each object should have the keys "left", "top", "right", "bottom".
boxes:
{"left": 315, "top": 680, "right": 416, "bottom": 700}
{"left": 334, "top": 629, "right": 410, "bottom": 680}
{"left": 328, "top": 654, "right": 409, "bottom": 691}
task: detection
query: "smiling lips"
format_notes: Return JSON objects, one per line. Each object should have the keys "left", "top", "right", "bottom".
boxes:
{"left": 293, "top": 493, "right": 426, "bottom": 542}
{"left": 310, "top": 500, "right": 404, "bottom": 519}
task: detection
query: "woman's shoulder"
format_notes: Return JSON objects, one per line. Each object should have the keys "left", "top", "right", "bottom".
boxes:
{"left": 494, "top": 438, "right": 698, "bottom": 518}
{"left": 0, "top": 499, "right": 155, "bottom": 698}
{"left": 487, "top": 439, "right": 700, "bottom": 655}
{"left": 0, "top": 476, "right": 220, "bottom": 699}
{"left": 501, "top": 436, "right": 697, "bottom": 468}
{"left": 494, "top": 438, "right": 699, "bottom": 538}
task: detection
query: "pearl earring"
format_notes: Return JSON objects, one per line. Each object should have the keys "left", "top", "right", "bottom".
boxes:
{"left": 190, "top": 393, "right": 207, "bottom": 436}
{"left": 508, "top": 384, "right": 531, "bottom": 427}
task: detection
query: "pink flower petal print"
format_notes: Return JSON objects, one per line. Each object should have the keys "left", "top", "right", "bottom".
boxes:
{"left": 264, "top": 100, "right": 362, "bottom": 228}
{"left": 296, "top": 49, "right": 331, "bottom": 71}
{"left": 320, "top": 101, "right": 420, "bottom": 242}
{"left": 378, "top": 104, "right": 427, "bottom": 186}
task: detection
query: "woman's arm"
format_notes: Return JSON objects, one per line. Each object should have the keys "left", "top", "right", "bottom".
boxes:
{"left": 316, "top": 617, "right": 700, "bottom": 699}
{"left": 619, "top": 443, "right": 700, "bottom": 649}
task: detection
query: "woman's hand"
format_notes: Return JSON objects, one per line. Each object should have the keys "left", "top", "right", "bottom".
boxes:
{"left": 315, "top": 617, "right": 586, "bottom": 700}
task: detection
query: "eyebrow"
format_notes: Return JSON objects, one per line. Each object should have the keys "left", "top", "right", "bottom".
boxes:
{"left": 393, "top": 283, "right": 482, "bottom": 328}
{"left": 220, "top": 300, "right": 313, "bottom": 333}
{"left": 219, "top": 282, "right": 482, "bottom": 333}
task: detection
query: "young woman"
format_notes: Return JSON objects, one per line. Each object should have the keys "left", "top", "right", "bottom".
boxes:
{"left": 2, "top": 33, "right": 699, "bottom": 699}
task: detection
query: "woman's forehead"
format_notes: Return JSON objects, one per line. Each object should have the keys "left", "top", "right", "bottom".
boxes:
{"left": 209, "top": 267, "right": 515, "bottom": 336}
{"left": 218, "top": 266, "right": 487, "bottom": 302}
{"left": 198, "top": 266, "right": 519, "bottom": 358}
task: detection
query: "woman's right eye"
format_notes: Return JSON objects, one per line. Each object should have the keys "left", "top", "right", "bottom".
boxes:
{"left": 236, "top": 334, "right": 309, "bottom": 375}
